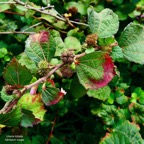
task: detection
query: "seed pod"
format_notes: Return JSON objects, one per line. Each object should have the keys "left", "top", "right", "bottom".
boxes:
{"left": 38, "top": 68, "right": 49, "bottom": 77}
{"left": 61, "top": 50, "right": 75, "bottom": 64}
{"left": 60, "top": 65, "right": 74, "bottom": 78}
{"left": 85, "top": 34, "right": 98, "bottom": 47}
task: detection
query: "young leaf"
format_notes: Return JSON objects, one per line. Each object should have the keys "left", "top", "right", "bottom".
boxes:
{"left": 100, "top": 121, "right": 144, "bottom": 144}
{"left": 0, "top": 87, "right": 14, "bottom": 102}
{"left": 129, "top": 103, "right": 144, "bottom": 124}
{"left": 17, "top": 93, "right": 47, "bottom": 121}
{"left": 87, "top": 86, "right": 110, "bottom": 101}
{"left": 25, "top": 31, "right": 56, "bottom": 63}
{"left": 3, "top": 58, "right": 32, "bottom": 86}
{"left": 42, "top": 86, "right": 65, "bottom": 106}
{"left": 119, "top": 23, "right": 144, "bottom": 64}
{"left": 88, "top": 9, "right": 119, "bottom": 38}
{"left": 97, "top": 104, "right": 121, "bottom": 125}
{"left": 0, "top": 107, "right": 22, "bottom": 126}
{"left": 76, "top": 52, "right": 115, "bottom": 89}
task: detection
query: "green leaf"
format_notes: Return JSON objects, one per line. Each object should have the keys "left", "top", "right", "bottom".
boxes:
{"left": 3, "top": 58, "right": 32, "bottom": 86}
{"left": 21, "top": 109, "right": 37, "bottom": 127}
{"left": 64, "top": 36, "right": 81, "bottom": 53}
{"left": 129, "top": 103, "right": 144, "bottom": 124}
{"left": 76, "top": 52, "right": 115, "bottom": 89}
{"left": 70, "top": 75, "right": 87, "bottom": 99}
{"left": 0, "top": 4, "right": 10, "bottom": 12}
{"left": 25, "top": 31, "right": 56, "bottom": 63}
{"left": 87, "top": 86, "right": 110, "bottom": 101}
{"left": 98, "top": 37, "right": 115, "bottom": 46}
{"left": 54, "top": 37, "right": 66, "bottom": 56}
{"left": 0, "top": 87, "right": 14, "bottom": 102}
{"left": 97, "top": 104, "right": 121, "bottom": 125}
{"left": 111, "top": 46, "right": 124, "bottom": 61}
{"left": 88, "top": 9, "right": 119, "bottom": 38}
{"left": 100, "top": 121, "right": 144, "bottom": 144}
{"left": 65, "top": 2, "right": 87, "bottom": 15}
{"left": 18, "top": 53, "right": 38, "bottom": 74}
{"left": 0, "top": 107, "right": 22, "bottom": 126}
{"left": 17, "top": 93, "right": 47, "bottom": 121}
{"left": 119, "top": 23, "right": 144, "bottom": 64}
{"left": 0, "top": 47, "right": 8, "bottom": 58}
{"left": 133, "top": 87, "right": 144, "bottom": 104}
{"left": 42, "top": 86, "right": 64, "bottom": 106}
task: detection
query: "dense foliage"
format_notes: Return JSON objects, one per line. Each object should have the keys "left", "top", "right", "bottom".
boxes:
{"left": 0, "top": 0, "right": 144, "bottom": 143}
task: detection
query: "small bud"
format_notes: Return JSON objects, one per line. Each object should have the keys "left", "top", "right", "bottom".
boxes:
{"left": 30, "top": 84, "right": 38, "bottom": 95}
{"left": 68, "top": 7, "right": 78, "bottom": 16}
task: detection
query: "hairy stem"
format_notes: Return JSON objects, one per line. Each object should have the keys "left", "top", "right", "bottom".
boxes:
{"left": 25, "top": 63, "right": 64, "bottom": 90}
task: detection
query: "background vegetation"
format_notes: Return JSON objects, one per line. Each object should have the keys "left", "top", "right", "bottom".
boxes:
{"left": 0, "top": 0, "right": 144, "bottom": 144}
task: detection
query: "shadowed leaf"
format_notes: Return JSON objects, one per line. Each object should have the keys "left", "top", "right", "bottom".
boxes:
{"left": 0, "top": 107, "right": 22, "bottom": 126}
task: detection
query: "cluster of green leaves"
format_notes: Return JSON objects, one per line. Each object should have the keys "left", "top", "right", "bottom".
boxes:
{"left": 0, "top": 0, "right": 144, "bottom": 143}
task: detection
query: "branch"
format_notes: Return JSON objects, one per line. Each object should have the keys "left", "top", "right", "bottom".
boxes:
{"left": 25, "top": 63, "right": 64, "bottom": 90}
{"left": 22, "top": 22, "right": 43, "bottom": 32}
{"left": 0, "top": 100, "right": 12, "bottom": 114}
{"left": 0, "top": 31, "right": 35, "bottom": 34}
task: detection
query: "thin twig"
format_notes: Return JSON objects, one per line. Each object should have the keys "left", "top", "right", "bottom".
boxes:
{"left": 13, "top": 0, "right": 88, "bottom": 27}
{"left": 3, "top": 99, "right": 18, "bottom": 114}
{"left": 46, "top": 111, "right": 58, "bottom": 144}
{"left": 22, "top": 22, "right": 43, "bottom": 32}
{"left": 0, "top": 2, "right": 16, "bottom": 4}
{"left": 0, "top": 31, "right": 35, "bottom": 34}
{"left": 75, "top": 52, "right": 86, "bottom": 59}
{"left": 0, "top": 100, "right": 12, "bottom": 114}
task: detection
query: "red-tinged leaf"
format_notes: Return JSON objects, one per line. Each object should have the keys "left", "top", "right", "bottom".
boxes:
{"left": 76, "top": 51, "right": 115, "bottom": 89}
{"left": 90, "top": 54, "right": 116, "bottom": 88}
{"left": 42, "top": 86, "right": 65, "bottom": 106}
{"left": 25, "top": 31, "right": 56, "bottom": 63}
{"left": 3, "top": 58, "right": 32, "bottom": 86}
{"left": 17, "top": 93, "right": 47, "bottom": 121}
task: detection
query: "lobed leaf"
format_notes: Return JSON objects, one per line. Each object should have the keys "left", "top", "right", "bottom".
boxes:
{"left": 76, "top": 52, "right": 115, "bottom": 89}
{"left": 100, "top": 121, "right": 144, "bottom": 144}
{"left": 119, "top": 23, "right": 144, "bottom": 64}
{"left": 25, "top": 31, "right": 56, "bottom": 63}
{"left": 129, "top": 103, "right": 144, "bottom": 124}
{"left": 88, "top": 9, "right": 119, "bottom": 38}
{"left": 3, "top": 58, "right": 32, "bottom": 86}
